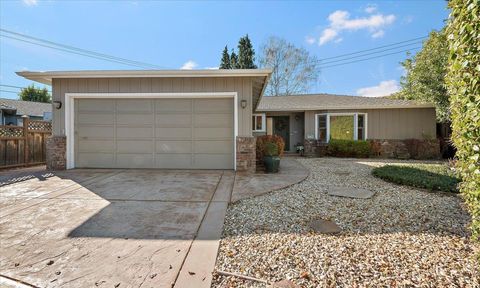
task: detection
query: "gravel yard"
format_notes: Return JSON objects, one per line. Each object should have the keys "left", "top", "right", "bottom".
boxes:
{"left": 213, "top": 158, "right": 479, "bottom": 287}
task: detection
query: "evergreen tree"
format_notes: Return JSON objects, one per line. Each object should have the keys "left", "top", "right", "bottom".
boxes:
{"left": 230, "top": 50, "right": 239, "bottom": 69}
{"left": 219, "top": 46, "right": 231, "bottom": 69}
{"left": 238, "top": 34, "right": 257, "bottom": 69}
{"left": 19, "top": 84, "right": 51, "bottom": 103}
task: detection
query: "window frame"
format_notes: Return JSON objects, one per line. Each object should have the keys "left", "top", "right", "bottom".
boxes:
{"left": 315, "top": 112, "right": 368, "bottom": 142}
{"left": 252, "top": 113, "right": 266, "bottom": 132}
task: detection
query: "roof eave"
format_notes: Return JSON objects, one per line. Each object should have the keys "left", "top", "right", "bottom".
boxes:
{"left": 256, "top": 104, "right": 435, "bottom": 112}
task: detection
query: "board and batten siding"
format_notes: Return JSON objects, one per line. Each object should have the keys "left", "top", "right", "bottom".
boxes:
{"left": 304, "top": 108, "right": 436, "bottom": 140}
{"left": 51, "top": 77, "right": 254, "bottom": 137}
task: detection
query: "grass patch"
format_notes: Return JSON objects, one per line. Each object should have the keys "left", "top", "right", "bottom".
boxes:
{"left": 372, "top": 163, "right": 460, "bottom": 193}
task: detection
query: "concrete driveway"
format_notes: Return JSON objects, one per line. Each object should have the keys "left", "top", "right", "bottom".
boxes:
{"left": 0, "top": 168, "right": 233, "bottom": 288}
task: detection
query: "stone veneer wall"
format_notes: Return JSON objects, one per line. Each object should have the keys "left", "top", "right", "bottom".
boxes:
{"left": 304, "top": 138, "right": 441, "bottom": 160}
{"left": 236, "top": 136, "right": 256, "bottom": 173}
{"left": 46, "top": 135, "right": 67, "bottom": 170}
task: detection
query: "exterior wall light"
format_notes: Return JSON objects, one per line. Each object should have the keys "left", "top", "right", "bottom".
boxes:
{"left": 53, "top": 101, "right": 62, "bottom": 109}
{"left": 240, "top": 99, "right": 247, "bottom": 109}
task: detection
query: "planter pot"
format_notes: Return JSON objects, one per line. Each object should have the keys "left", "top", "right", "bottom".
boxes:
{"left": 263, "top": 155, "right": 280, "bottom": 173}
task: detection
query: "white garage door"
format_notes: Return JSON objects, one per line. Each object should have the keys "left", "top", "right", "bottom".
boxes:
{"left": 74, "top": 98, "right": 234, "bottom": 169}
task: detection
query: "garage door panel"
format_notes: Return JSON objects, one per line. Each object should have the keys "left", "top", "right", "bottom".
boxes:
{"left": 117, "top": 114, "right": 153, "bottom": 125}
{"left": 194, "top": 140, "right": 233, "bottom": 154}
{"left": 78, "top": 140, "right": 114, "bottom": 152}
{"left": 77, "top": 113, "right": 114, "bottom": 125}
{"left": 116, "top": 99, "right": 153, "bottom": 112}
{"left": 155, "top": 128, "right": 191, "bottom": 140}
{"left": 155, "top": 154, "right": 192, "bottom": 168}
{"left": 117, "top": 140, "right": 153, "bottom": 153}
{"left": 194, "top": 128, "right": 232, "bottom": 140}
{"left": 155, "top": 114, "right": 192, "bottom": 127}
{"left": 117, "top": 127, "right": 153, "bottom": 138}
{"left": 117, "top": 154, "right": 154, "bottom": 168}
{"left": 155, "top": 99, "right": 192, "bottom": 112}
{"left": 156, "top": 141, "right": 192, "bottom": 153}
{"left": 77, "top": 125, "right": 114, "bottom": 138}
{"left": 194, "top": 99, "right": 233, "bottom": 113}
{"left": 77, "top": 153, "right": 114, "bottom": 168}
{"left": 78, "top": 99, "right": 114, "bottom": 112}
{"left": 194, "top": 114, "right": 233, "bottom": 128}
{"left": 194, "top": 154, "right": 233, "bottom": 169}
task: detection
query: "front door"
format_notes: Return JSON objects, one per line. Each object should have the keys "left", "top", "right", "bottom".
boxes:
{"left": 273, "top": 116, "right": 290, "bottom": 151}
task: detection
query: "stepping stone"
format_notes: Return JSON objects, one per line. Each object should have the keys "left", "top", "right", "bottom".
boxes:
{"left": 308, "top": 219, "right": 341, "bottom": 234}
{"left": 271, "top": 280, "right": 300, "bottom": 288}
{"left": 328, "top": 186, "right": 375, "bottom": 199}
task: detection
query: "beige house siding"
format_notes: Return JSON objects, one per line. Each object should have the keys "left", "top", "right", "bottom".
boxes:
{"left": 52, "top": 77, "right": 254, "bottom": 137}
{"left": 304, "top": 108, "right": 436, "bottom": 140}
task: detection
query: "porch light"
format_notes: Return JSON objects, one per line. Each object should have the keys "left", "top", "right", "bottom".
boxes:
{"left": 240, "top": 99, "right": 247, "bottom": 109}
{"left": 53, "top": 101, "right": 62, "bottom": 109}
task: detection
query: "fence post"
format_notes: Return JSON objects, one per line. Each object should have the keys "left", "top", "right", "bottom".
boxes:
{"left": 22, "top": 115, "right": 29, "bottom": 166}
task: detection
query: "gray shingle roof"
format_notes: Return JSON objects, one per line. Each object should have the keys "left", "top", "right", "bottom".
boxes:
{"left": 0, "top": 98, "right": 52, "bottom": 117}
{"left": 256, "top": 93, "right": 434, "bottom": 111}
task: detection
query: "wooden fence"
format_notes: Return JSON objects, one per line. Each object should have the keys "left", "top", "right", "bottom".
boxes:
{"left": 0, "top": 119, "right": 52, "bottom": 169}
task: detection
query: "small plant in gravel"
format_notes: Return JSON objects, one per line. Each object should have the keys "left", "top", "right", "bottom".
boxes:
{"left": 372, "top": 163, "right": 460, "bottom": 193}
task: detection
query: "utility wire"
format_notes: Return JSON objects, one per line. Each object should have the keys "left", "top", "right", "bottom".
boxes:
{"left": 0, "top": 84, "right": 52, "bottom": 92}
{"left": 0, "top": 29, "right": 167, "bottom": 69}
{"left": 0, "top": 90, "right": 18, "bottom": 94}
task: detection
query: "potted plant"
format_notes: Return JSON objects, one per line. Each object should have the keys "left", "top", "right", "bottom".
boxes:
{"left": 263, "top": 142, "right": 280, "bottom": 173}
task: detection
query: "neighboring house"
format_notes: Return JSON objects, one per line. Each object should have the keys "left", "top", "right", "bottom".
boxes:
{"left": 0, "top": 98, "right": 52, "bottom": 126}
{"left": 16, "top": 69, "right": 437, "bottom": 172}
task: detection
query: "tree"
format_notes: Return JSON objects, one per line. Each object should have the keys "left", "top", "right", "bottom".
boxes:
{"left": 446, "top": 0, "right": 480, "bottom": 241}
{"left": 238, "top": 34, "right": 257, "bottom": 69}
{"left": 19, "top": 84, "right": 51, "bottom": 103}
{"left": 395, "top": 30, "right": 449, "bottom": 122}
{"left": 230, "top": 50, "right": 239, "bottom": 69}
{"left": 219, "top": 46, "right": 231, "bottom": 69}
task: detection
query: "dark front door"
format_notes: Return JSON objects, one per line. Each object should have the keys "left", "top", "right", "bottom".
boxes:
{"left": 273, "top": 116, "right": 290, "bottom": 151}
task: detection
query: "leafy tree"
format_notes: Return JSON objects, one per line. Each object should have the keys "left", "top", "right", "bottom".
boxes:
{"left": 446, "top": 0, "right": 480, "bottom": 241}
{"left": 395, "top": 30, "right": 449, "bottom": 122}
{"left": 219, "top": 46, "right": 231, "bottom": 69}
{"left": 238, "top": 34, "right": 257, "bottom": 69}
{"left": 19, "top": 84, "right": 51, "bottom": 103}
{"left": 259, "top": 36, "right": 321, "bottom": 96}
{"left": 230, "top": 49, "right": 239, "bottom": 69}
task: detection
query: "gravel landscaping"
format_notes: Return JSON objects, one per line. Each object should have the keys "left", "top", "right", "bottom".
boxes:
{"left": 213, "top": 158, "right": 479, "bottom": 287}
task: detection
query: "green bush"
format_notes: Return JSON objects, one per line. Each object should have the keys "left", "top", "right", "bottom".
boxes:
{"left": 264, "top": 142, "right": 279, "bottom": 157}
{"left": 327, "top": 139, "right": 370, "bottom": 158}
{"left": 372, "top": 164, "right": 460, "bottom": 193}
{"left": 446, "top": 0, "right": 480, "bottom": 240}
{"left": 256, "top": 135, "right": 285, "bottom": 160}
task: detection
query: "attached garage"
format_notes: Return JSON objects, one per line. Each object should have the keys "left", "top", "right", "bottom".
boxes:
{"left": 74, "top": 97, "right": 234, "bottom": 169}
{"left": 17, "top": 69, "right": 271, "bottom": 172}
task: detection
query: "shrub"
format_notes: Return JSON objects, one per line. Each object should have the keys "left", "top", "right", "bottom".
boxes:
{"left": 327, "top": 139, "right": 370, "bottom": 158}
{"left": 446, "top": 0, "right": 480, "bottom": 240}
{"left": 264, "top": 142, "right": 279, "bottom": 157}
{"left": 372, "top": 164, "right": 460, "bottom": 193}
{"left": 256, "top": 135, "right": 285, "bottom": 160}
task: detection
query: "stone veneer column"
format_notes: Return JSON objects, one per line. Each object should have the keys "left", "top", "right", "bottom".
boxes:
{"left": 46, "top": 135, "right": 67, "bottom": 170}
{"left": 236, "top": 136, "right": 256, "bottom": 173}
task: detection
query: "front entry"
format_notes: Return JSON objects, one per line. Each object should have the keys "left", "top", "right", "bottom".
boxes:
{"left": 272, "top": 116, "right": 290, "bottom": 151}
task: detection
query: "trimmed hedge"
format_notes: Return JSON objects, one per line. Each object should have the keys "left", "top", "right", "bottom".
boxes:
{"left": 372, "top": 164, "right": 460, "bottom": 193}
{"left": 446, "top": 0, "right": 480, "bottom": 240}
{"left": 327, "top": 139, "right": 370, "bottom": 158}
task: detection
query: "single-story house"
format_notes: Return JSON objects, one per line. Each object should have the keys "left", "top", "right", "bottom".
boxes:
{"left": 16, "top": 69, "right": 438, "bottom": 172}
{"left": 0, "top": 98, "right": 52, "bottom": 126}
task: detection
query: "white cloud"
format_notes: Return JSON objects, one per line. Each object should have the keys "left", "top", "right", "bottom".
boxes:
{"left": 305, "top": 36, "right": 316, "bottom": 45}
{"left": 204, "top": 66, "right": 219, "bottom": 70}
{"left": 365, "top": 5, "right": 377, "bottom": 14}
{"left": 22, "top": 0, "right": 38, "bottom": 6}
{"left": 356, "top": 80, "right": 400, "bottom": 97}
{"left": 180, "top": 60, "right": 197, "bottom": 70}
{"left": 317, "top": 10, "right": 395, "bottom": 45}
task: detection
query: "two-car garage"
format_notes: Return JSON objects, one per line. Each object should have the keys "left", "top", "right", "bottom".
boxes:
{"left": 74, "top": 97, "right": 235, "bottom": 169}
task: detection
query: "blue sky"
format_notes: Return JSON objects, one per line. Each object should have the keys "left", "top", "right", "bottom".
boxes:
{"left": 1, "top": 0, "right": 449, "bottom": 99}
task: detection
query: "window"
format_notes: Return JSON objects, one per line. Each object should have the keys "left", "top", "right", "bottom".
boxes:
{"left": 315, "top": 113, "right": 367, "bottom": 142}
{"left": 252, "top": 114, "right": 266, "bottom": 132}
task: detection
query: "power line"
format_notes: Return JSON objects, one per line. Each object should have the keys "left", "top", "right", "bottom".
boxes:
{"left": 0, "top": 90, "right": 18, "bottom": 94}
{"left": 0, "top": 84, "right": 51, "bottom": 92}
{"left": 0, "top": 29, "right": 167, "bottom": 69}
{"left": 318, "top": 36, "right": 427, "bottom": 61}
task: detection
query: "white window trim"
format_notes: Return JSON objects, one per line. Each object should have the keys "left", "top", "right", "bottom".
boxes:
{"left": 65, "top": 92, "right": 238, "bottom": 170}
{"left": 252, "top": 113, "right": 266, "bottom": 132}
{"left": 315, "top": 112, "right": 368, "bottom": 143}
